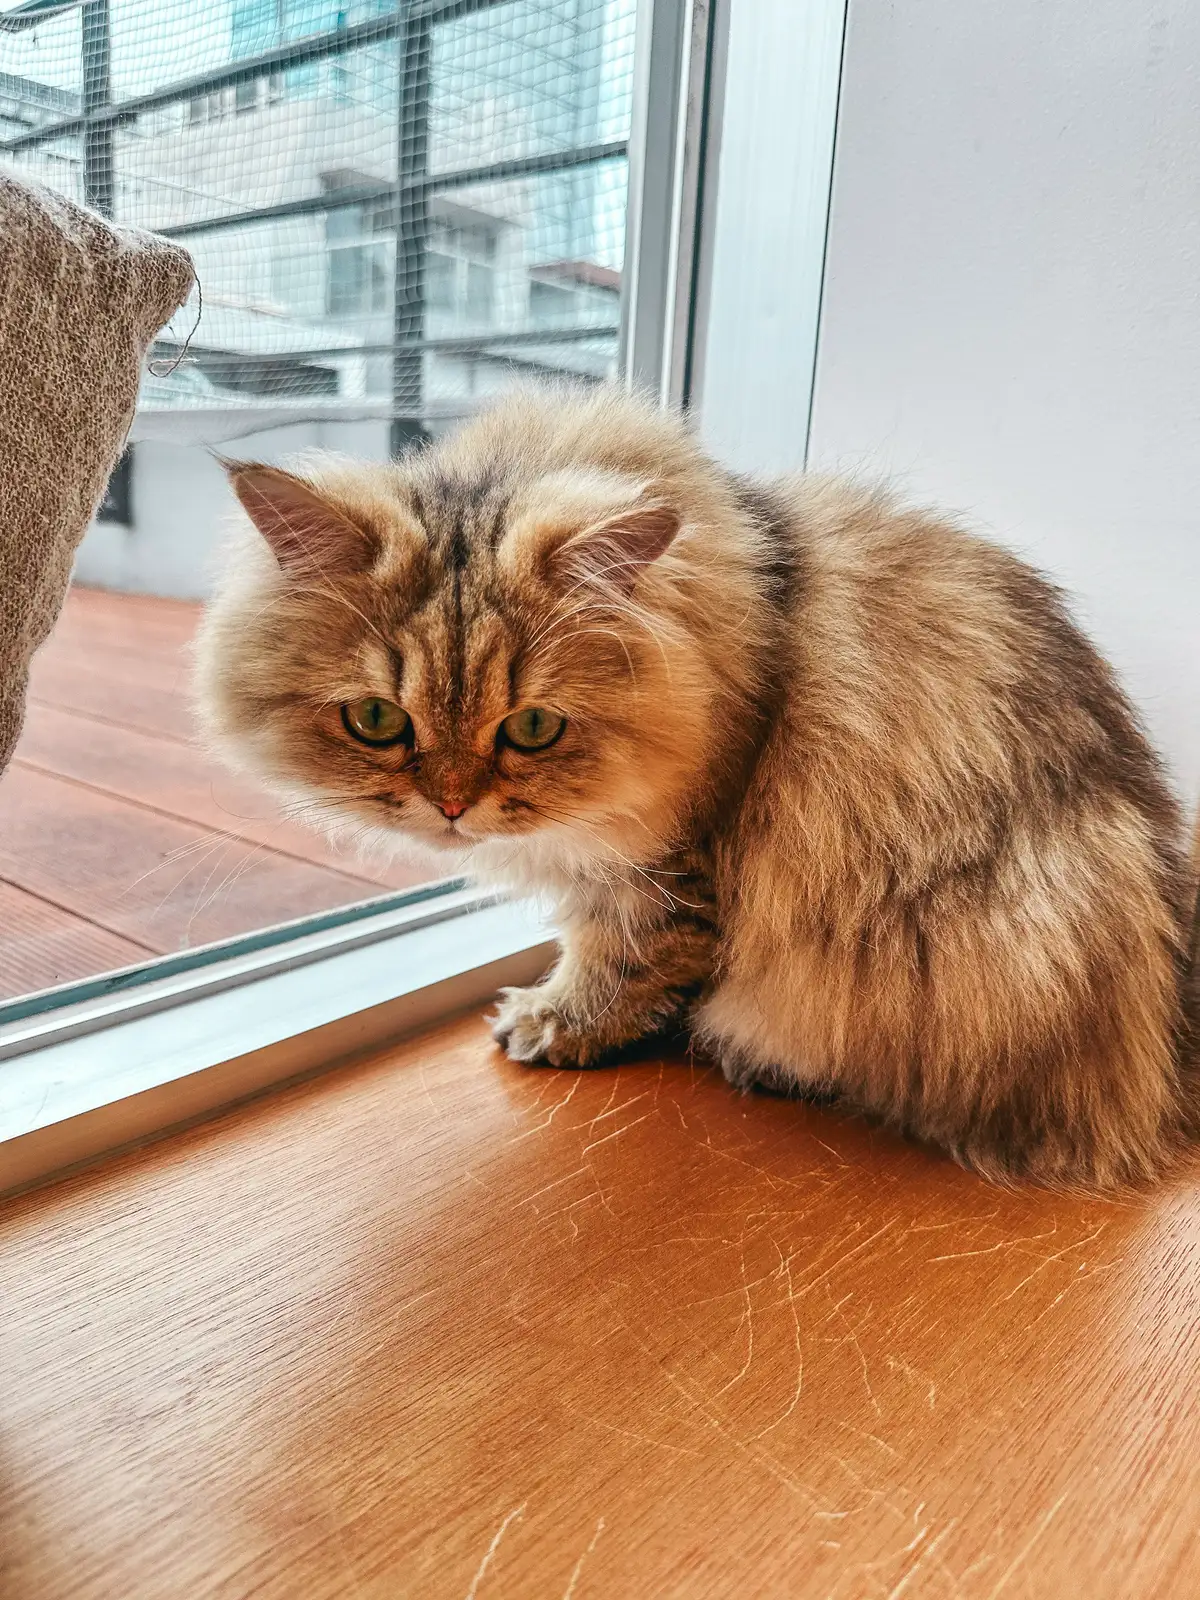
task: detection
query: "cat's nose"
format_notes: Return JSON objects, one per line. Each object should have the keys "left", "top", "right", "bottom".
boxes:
{"left": 436, "top": 800, "right": 468, "bottom": 820}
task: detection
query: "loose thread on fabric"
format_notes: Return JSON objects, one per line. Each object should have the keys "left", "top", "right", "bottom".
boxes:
{"left": 146, "top": 273, "right": 203, "bottom": 379}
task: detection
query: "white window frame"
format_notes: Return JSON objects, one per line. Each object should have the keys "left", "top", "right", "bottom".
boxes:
{"left": 0, "top": 887, "right": 555, "bottom": 1197}
{"left": 689, "top": 0, "right": 849, "bottom": 472}
{"left": 0, "top": 0, "right": 848, "bottom": 1200}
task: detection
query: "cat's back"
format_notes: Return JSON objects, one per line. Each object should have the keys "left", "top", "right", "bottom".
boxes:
{"left": 748, "top": 472, "right": 1182, "bottom": 880}
{"left": 769, "top": 473, "right": 1078, "bottom": 716}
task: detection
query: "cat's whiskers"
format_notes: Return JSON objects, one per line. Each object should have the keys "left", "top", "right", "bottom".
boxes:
{"left": 289, "top": 580, "right": 394, "bottom": 653}
{"left": 186, "top": 839, "right": 272, "bottom": 931}
{"left": 118, "top": 829, "right": 240, "bottom": 907}
{"left": 585, "top": 871, "right": 633, "bottom": 1027}
{"left": 160, "top": 836, "right": 248, "bottom": 936}
{"left": 529, "top": 624, "right": 640, "bottom": 689}
{"left": 521, "top": 555, "right": 681, "bottom": 653}
{"left": 527, "top": 577, "right": 681, "bottom": 655}
{"left": 530, "top": 583, "right": 680, "bottom": 687}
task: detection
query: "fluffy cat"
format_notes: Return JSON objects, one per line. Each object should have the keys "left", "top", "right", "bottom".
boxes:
{"left": 195, "top": 385, "right": 1199, "bottom": 1190}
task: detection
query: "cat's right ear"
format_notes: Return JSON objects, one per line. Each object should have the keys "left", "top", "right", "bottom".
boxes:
{"left": 223, "top": 462, "right": 376, "bottom": 579}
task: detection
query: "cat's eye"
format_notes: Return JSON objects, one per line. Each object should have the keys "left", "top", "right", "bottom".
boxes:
{"left": 500, "top": 706, "right": 566, "bottom": 751}
{"left": 341, "top": 697, "right": 413, "bottom": 748}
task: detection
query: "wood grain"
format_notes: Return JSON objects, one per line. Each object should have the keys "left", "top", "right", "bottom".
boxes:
{"left": 43, "top": 585, "right": 200, "bottom": 651}
{"left": 27, "top": 655, "right": 197, "bottom": 744}
{"left": 2, "top": 1016, "right": 1198, "bottom": 1598}
{"left": 0, "top": 882, "right": 152, "bottom": 998}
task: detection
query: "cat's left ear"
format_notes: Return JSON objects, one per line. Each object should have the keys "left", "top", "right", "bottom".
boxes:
{"left": 223, "top": 462, "right": 377, "bottom": 579}
{"left": 516, "top": 473, "right": 681, "bottom": 594}
{"left": 551, "top": 501, "right": 680, "bottom": 593}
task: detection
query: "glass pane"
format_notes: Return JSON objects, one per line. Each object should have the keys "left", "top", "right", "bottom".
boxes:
{"left": 111, "top": 38, "right": 400, "bottom": 232}
{"left": 431, "top": 0, "right": 637, "bottom": 173}
{"left": 0, "top": 0, "right": 637, "bottom": 1005}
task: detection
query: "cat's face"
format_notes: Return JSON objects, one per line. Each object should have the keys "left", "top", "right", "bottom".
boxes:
{"left": 196, "top": 438, "right": 710, "bottom": 873}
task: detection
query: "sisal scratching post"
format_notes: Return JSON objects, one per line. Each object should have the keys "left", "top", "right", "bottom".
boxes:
{"left": 0, "top": 169, "right": 194, "bottom": 773}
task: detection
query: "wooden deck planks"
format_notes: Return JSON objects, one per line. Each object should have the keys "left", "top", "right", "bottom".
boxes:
{"left": 0, "top": 882, "right": 152, "bottom": 999}
{"left": 16, "top": 705, "right": 422, "bottom": 891}
{"left": 0, "top": 765, "right": 377, "bottom": 953}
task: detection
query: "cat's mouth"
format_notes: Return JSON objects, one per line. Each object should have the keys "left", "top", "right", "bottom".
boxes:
{"left": 369, "top": 791, "right": 483, "bottom": 843}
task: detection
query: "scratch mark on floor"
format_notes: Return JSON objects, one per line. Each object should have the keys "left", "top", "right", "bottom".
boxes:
{"left": 583, "top": 1112, "right": 654, "bottom": 1155}
{"left": 562, "top": 1517, "right": 606, "bottom": 1600}
{"left": 751, "top": 1246, "right": 805, "bottom": 1438}
{"left": 544, "top": 1074, "right": 583, "bottom": 1123}
{"left": 795, "top": 1219, "right": 898, "bottom": 1302}
{"left": 586, "top": 1076, "right": 623, "bottom": 1134}
{"left": 573, "top": 1413, "right": 699, "bottom": 1456}
{"left": 598, "top": 1287, "right": 820, "bottom": 1506}
{"left": 520, "top": 1167, "right": 588, "bottom": 1208}
{"left": 906, "top": 1210, "right": 1001, "bottom": 1234}
{"left": 715, "top": 1244, "right": 756, "bottom": 1395}
{"left": 994, "top": 1226, "right": 1106, "bottom": 1305}
{"left": 827, "top": 1292, "right": 882, "bottom": 1418}
{"left": 884, "top": 1518, "right": 960, "bottom": 1600}
{"left": 465, "top": 1502, "right": 527, "bottom": 1599}
{"left": 930, "top": 1220, "right": 1060, "bottom": 1263}
{"left": 983, "top": 1491, "right": 1068, "bottom": 1598}
{"left": 812, "top": 1135, "right": 850, "bottom": 1167}
{"left": 838, "top": 1423, "right": 900, "bottom": 1460}
{"left": 885, "top": 1355, "right": 936, "bottom": 1410}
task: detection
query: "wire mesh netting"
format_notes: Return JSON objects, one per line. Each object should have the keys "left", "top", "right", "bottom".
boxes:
{"left": 0, "top": 0, "right": 637, "bottom": 444}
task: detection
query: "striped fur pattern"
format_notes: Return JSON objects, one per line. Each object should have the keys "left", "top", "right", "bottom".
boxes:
{"left": 195, "top": 386, "right": 1198, "bottom": 1190}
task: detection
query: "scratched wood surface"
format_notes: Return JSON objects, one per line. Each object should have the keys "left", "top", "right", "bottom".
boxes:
{"left": 2, "top": 1015, "right": 1199, "bottom": 1599}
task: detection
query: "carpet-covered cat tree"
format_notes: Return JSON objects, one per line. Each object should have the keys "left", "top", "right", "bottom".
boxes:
{"left": 0, "top": 169, "right": 193, "bottom": 773}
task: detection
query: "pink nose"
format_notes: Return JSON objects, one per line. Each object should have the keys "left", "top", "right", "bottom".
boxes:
{"left": 437, "top": 800, "right": 467, "bottom": 820}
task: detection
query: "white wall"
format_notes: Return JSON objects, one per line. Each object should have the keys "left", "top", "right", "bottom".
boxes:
{"left": 807, "top": 0, "right": 1200, "bottom": 801}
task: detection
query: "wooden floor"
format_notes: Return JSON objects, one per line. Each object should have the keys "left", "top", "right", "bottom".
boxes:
{"left": 0, "top": 587, "right": 429, "bottom": 1000}
{"left": 2, "top": 1014, "right": 1199, "bottom": 1598}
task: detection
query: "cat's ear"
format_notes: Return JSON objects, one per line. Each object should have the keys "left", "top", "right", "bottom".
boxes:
{"left": 531, "top": 475, "right": 681, "bottom": 594}
{"left": 224, "top": 462, "right": 376, "bottom": 579}
{"left": 551, "top": 502, "right": 680, "bottom": 592}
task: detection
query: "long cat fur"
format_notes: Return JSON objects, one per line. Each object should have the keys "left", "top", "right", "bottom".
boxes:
{"left": 195, "top": 385, "right": 1199, "bottom": 1190}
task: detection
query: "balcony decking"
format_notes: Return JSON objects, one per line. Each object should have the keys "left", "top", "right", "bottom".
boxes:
{"left": 0, "top": 587, "right": 429, "bottom": 1001}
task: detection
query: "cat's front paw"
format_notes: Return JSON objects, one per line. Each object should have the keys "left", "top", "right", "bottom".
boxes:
{"left": 490, "top": 985, "right": 604, "bottom": 1068}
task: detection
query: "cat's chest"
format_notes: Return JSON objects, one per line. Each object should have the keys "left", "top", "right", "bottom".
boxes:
{"left": 468, "top": 837, "right": 719, "bottom": 929}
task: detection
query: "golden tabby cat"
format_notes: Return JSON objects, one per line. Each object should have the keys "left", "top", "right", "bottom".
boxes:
{"left": 195, "top": 386, "right": 1199, "bottom": 1189}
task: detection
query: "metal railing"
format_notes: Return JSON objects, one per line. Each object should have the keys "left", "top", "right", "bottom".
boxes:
{"left": 1, "top": 0, "right": 631, "bottom": 449}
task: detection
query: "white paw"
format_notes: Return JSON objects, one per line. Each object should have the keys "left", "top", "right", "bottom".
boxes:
{"left": 490, "top": 985, "right": 599, "bottom": 1067}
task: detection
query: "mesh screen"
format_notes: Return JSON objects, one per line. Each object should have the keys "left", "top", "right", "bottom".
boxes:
{"left": 0, "top": 0, "right": 636, "bottom": 444}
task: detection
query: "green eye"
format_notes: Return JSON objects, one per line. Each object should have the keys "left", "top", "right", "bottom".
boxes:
{"left": 501, "top": 706, "right": 566, "bottom": 751}
{"left": 342, "top": 697, "right": 413, "bottom": 747}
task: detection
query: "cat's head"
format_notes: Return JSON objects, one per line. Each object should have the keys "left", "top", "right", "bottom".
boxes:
{"left": 194, "top": 388, "right": 753, "bottom": 878}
